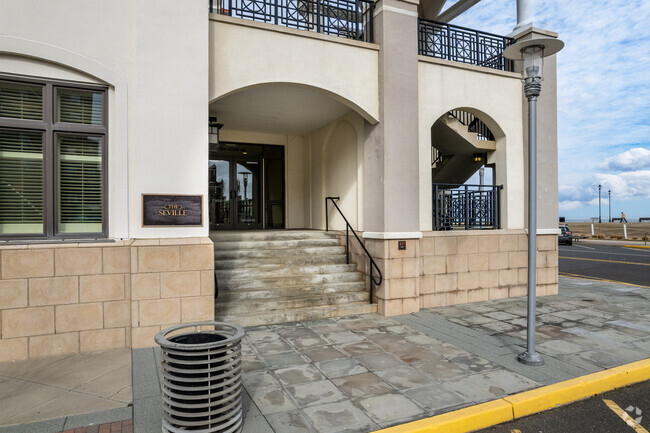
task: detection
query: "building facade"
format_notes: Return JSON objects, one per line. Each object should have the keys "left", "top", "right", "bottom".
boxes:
{"left": 0, "top": 0, "right": 560, "bottom": 360}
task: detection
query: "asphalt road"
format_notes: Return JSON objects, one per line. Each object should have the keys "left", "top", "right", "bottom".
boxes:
{"left": 559, "top": 242, "right": 650, "bottom": 287}
{"left": 476, "top": 379, "right": 650, "bottom": 433}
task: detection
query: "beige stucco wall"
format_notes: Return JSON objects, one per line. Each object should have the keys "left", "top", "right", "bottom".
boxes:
{"left": 418, "top": 58, "right": 525, "bottom": 232}
{"left": 0, "top": 239, "right": 214, "bottom": 361}
{"left": 309, "top": 113, "right": 365, "bottom": 230}
{"left": 209, "top": 15, "right": 380, "bottom": 124}
{"left": 0, "top": 0, "right": 209, "bottom": 240}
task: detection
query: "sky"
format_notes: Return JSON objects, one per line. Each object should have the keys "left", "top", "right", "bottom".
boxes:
{"left": 447, "top": 0, "right": 650, "bottom": 221}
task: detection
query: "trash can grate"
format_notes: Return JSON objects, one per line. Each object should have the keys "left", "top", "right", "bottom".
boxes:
{"left": 155, "top": 322, "right": 245, "bottom": 433}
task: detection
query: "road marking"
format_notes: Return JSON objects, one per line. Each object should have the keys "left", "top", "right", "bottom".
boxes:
{"left": 562, "top": 249, "right": 650, "bottom": 258}
{"left": 559, "top": 256, "right": 650, "bottom": 266}
{"left": 510, "top": 430, "right": 522, "bottom": 433}
{"left": 575, "top": 244, "right": 596, "bottom": 250}
{"left": 558, "top": 273, "right": 650, "bottom": 289}
{"left": 603, "top": 399, "right": 649, "bottom": 432}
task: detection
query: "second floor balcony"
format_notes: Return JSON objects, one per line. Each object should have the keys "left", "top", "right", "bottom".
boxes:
{"left": 210, "top": 0, "right": 374, "bottom": 42}
{"left": 418, "top": 19, "right": 514, "bottom": 72}
{"left": 210, "top": 0, "right": 514, "bottom": 71}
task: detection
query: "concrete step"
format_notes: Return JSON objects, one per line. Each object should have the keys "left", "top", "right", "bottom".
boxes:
{"left": 215, "top": 291, "right": 369, "bottom": 315}
{"left": 211, "top": 230, "right": 336, "bottom": 242}
{"left": 213, "top": 238, "right": 340, "bottom": 251}
{"left": 215, "top": 302, "right": 378, "bottom": 328}
{"left": 215, "top": 263, "right": 357, "bottom": 280}
{"left": 214, "top": 254, "right": 347, "bottom": 269}
{"left": 216, "top": 281, "right": 367, "bottom": 301}
{"left": 219, "top": 271, "right": 363, "bottom": 291}
{"left": 213, "top": 245, "right": 346, "bottom": 260}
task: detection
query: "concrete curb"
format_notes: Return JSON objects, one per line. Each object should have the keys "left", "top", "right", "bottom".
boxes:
{"left": 372, "top": 358, "right": 650, "bottom": 433}
{"left": 624, "top": 245, "right": 650, "bottom": 249}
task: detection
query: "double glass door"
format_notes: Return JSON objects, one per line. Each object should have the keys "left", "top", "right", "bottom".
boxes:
{"left": 208, "top": 142, "right": 285, "bottom": 230}
{"left": 208, "top": 158, "right": 262, "bottom": 230}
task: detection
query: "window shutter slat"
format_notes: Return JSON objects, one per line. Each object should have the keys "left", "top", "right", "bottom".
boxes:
{"left": 57, "top": 135, "right": 103, "bottom": 233}
{"left": 57, "top": 89, "right": 103, "bottom": 125}
{"left": 0, "top": 81, "right": 43, "bottom": 120}
{"left": 0, "top": 129, "right": 44, "bottom": 234}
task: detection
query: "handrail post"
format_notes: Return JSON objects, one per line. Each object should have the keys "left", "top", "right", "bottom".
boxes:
{"left": 326, "top": 198, "right": 329, "bottom": 232}
{"left": 369, "top": 267, "right": 374, "bottom": 304}
{"left": 346, "top": 225, "right": 349, "bottom": 264}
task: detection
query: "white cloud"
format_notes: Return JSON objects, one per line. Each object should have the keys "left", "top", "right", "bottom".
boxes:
{"left": 558, "top": 170, "right": 650, "bottom": 205}
{"left": 451, "top": 0, "right": 650, "bottom": 217}
{"left": 601, "top": 147, "right": 650, "bottom": 171}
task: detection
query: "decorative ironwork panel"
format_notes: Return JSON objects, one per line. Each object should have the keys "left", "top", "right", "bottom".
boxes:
{"left": 211, "top": 0, "right": 374, "bottom": 42}
{"left": 418, "top": 19, "right": 514, "bottom": 72}
{"left": 433, "top": 184, "right": 502, "bottom": 230}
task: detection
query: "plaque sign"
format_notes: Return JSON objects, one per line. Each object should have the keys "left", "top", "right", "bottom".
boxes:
{"left": 142, "top": 194, "right": 203, "bottom": 227}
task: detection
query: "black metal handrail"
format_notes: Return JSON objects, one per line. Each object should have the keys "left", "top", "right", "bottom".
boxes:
{"left": 448, "top": 110, "right": 494, "bottom": 141}
{"left": 325, "top": 197, "right": 381, "bottom": 304}
{"left": 210, "top": 0, "right": 374, "bottom": 43}
{"left": 433, "top": 183, "right": 503, "bottom": 230}
{"left": 418, "top": 18, "right": 514, "bottom": 72}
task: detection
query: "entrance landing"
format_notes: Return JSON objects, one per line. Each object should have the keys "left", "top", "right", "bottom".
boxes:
{"left": 211, "top": 230, "right": 376, "bottom": 327}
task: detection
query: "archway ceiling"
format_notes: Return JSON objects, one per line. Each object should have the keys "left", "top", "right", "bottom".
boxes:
{"left": 210, "top": 84, "right": 353, "bottom": 135}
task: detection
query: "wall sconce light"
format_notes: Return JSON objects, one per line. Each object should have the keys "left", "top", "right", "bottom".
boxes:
{"left": 209, "top": 116, "right": 224, "bottom": 145}
{"left": 473, "top": 153, "right": 483, "bottom": 163}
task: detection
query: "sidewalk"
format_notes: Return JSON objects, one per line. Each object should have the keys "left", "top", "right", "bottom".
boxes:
{"left": 2, "top": 276, "right": 649, "bottom": 433}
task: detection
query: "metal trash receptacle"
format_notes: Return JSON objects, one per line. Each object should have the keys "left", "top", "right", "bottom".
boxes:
{"left": 155, "top": 321, "right": 245, "bottom": 433}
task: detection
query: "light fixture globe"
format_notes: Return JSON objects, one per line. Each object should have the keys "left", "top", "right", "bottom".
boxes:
{"left": 502, "top": 37, "right": 565, "bottom": 63}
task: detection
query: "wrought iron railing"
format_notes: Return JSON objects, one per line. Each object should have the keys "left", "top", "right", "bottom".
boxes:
{"left": 433, "top": 183, "right": 502, "bottom": 230}
{"left": 325, "top": 197, "right": 381, "bottom": 304}
{"left": 449, "top": 110, "right": 495, "bottom": 141}
{"left": 418, "top": 19, "right": 514, "bottom": 72}
{"left": 210, "top": 0, "right": 374, "bottom": 43}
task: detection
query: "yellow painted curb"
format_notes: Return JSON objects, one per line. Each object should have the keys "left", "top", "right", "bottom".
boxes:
{"left": 372, "top": 358, "right": 650, "bottom": 433}
{"left": 624, "top": 245, "right": 650, "bottom": 249}
{"left": 373, "top": 400, "right": 513, "bottom": 433}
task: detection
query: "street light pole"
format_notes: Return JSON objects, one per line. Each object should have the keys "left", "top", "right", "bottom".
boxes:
{"left": 608, "top": 190, "right": 611, "bottom": 222}
{"left": 598, "top": 184, "right": 602, "bottom": 223}
{"left": 504, "top": 36, "right": 564, "bottom": 367}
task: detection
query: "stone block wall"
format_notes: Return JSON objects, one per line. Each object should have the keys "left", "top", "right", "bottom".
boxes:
{"left": 336, "top": 230, "right": 558, "bottom": 316}
{"left": 0, "top": 238, "right": 214, "bottom": 361}
{"left": 418, "top": 231, "right": 558, "bottom": 311}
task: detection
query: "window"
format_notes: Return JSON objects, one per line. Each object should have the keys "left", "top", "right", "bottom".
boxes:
{"left": 0, "top": 75, "right": 107, "bottom": 239}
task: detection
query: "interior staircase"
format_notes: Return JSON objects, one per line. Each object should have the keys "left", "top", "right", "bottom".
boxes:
{"left": 431, "top": 110, "right": 496, "bottom": 186}
{"left": 211, "top": 230, "right": 377, "bottom": 327}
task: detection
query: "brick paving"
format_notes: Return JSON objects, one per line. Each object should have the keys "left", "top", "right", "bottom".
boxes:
{"left": 59, "top": 419, "right": 133, "bottom": 433}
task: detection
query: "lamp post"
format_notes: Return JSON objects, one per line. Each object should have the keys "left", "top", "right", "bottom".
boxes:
{"left": 608, "top": 190, "right": 611, "bottom": 222}
{"left": 504, "top": 36, "right": 564, "bottom": 366}
{"left": 598, "top": 184, "right": 602, "bottom": 223}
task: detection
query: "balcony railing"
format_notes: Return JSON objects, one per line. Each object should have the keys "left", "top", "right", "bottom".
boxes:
{"left": 210, "top": 0, "right": 374, "bottom": 43}
{"left": 449, "top": 110, "right": 494, "bottom": 141}
{"left": 433, "top": 183, "right": 502, "bottom": 230}
{"left": 418, "top": 19, "right": 514, "bottom": 72}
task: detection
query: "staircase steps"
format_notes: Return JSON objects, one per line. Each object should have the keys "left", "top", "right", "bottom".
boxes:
{"left": 211, "top": 230, "right": 376, "bottom": 327}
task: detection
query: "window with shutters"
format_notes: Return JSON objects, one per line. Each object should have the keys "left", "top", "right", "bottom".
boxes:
{"left": 0, "top": 75, "right": 107, "bottom": 239}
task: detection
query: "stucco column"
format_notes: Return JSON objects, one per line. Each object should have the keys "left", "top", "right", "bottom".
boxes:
{"left": 511, "top": 27, "right": 560, "bottom": 232}
{"left": 363, "top": 0, "right": 421, "bottom": 316}
{"left": 363, "top": 0, "right": 421, "bottom": 237}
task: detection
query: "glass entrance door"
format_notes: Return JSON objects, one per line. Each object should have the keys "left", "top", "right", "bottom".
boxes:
{"left": 208, "top": 159, "right": 231, "bottom": 229}
{"left": 234, "top": 160, "right": 262, "bottom": 229}
{"left": 209, "top": 143, "right": 284, "bottom": 230}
